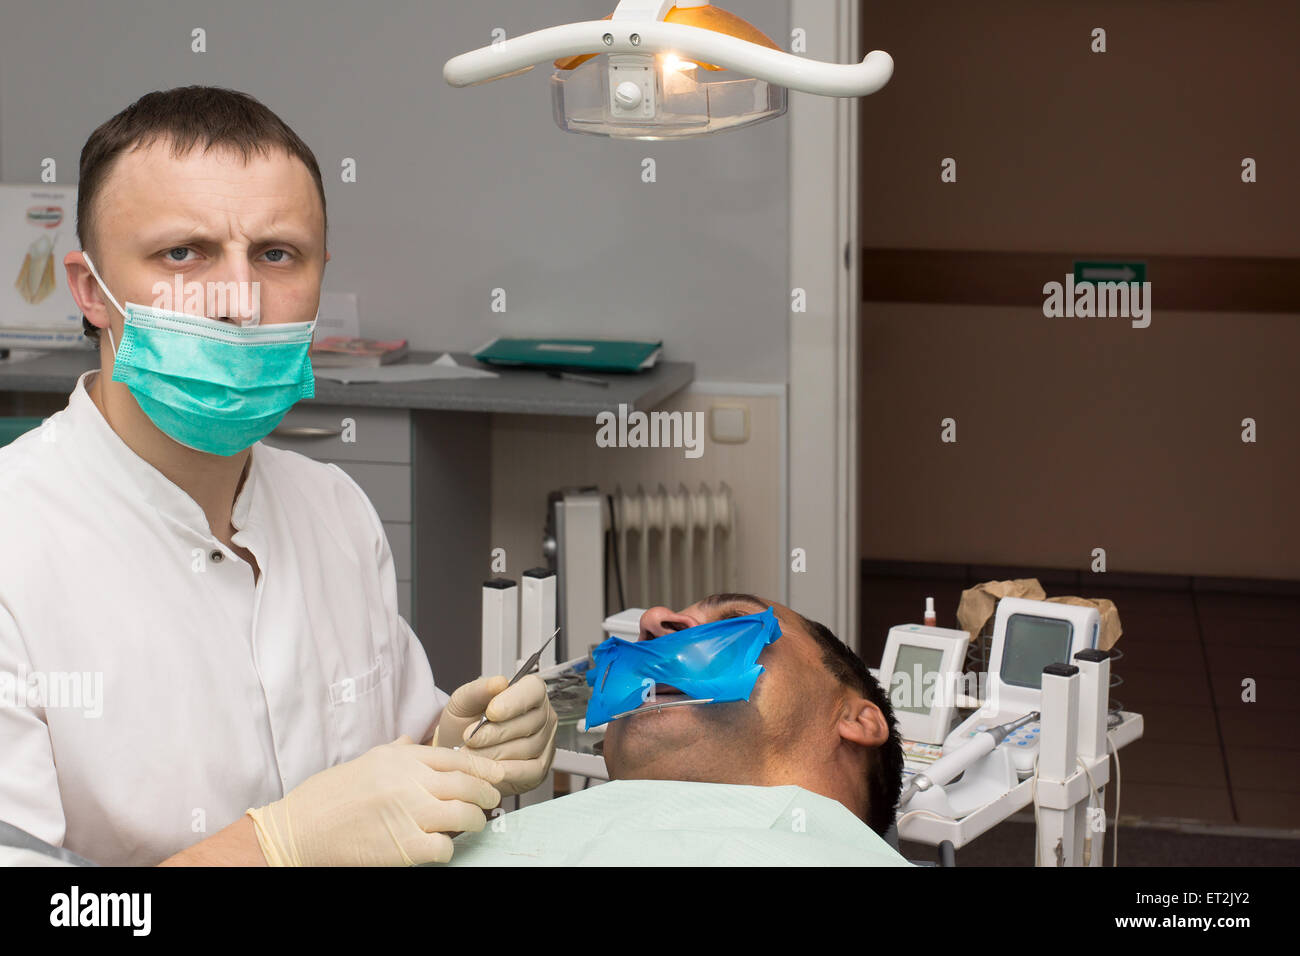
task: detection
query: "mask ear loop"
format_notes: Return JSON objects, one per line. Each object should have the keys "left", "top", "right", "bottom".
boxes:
{"left": 81, "top": 251, "right": 125, "bottom": 358}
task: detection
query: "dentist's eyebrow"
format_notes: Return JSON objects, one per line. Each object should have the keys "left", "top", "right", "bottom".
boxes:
{"left": 136, "top": 223, "right": 314, "bottom": 249}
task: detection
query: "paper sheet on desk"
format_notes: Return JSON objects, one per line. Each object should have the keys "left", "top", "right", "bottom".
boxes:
{"left": 313, "top": 353, "right": 499, "bottom": 384}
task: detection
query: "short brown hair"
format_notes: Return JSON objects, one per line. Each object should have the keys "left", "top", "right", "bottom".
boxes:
{"left": 76, "top": 86, "right": 328, "bottom": 343}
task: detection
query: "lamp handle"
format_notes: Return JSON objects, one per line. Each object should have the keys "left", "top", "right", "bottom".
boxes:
{"left": 444, "top": 20, "right": 893, "bottom": 98}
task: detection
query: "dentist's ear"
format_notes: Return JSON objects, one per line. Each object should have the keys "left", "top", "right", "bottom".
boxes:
{"left": 64, "top": 251, "right": 113, "bottom": 329}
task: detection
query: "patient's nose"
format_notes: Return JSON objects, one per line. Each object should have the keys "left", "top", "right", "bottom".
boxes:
{"left": 639, "top": 606, "right": 695, "bottom": 641}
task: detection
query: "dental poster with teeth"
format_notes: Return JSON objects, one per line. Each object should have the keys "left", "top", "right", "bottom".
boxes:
{"left": 1, "top": 184, "right": 85, "bottom": 348}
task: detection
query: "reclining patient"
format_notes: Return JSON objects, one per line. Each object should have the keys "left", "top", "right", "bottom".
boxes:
{"left": 440, "top": 592, "right": 912, "bottom": 866}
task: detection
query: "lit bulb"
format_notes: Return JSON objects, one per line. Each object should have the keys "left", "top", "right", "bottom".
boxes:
{"left": 661, "top": 53, "right": 699, "bottom": 97}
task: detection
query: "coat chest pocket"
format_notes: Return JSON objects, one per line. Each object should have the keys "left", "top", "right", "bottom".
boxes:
{"left": 327, "top": 652, "right": 394, "bottom": 761}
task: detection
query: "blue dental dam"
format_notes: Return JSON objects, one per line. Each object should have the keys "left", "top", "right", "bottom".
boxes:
{"left": 585, "top": 606, "right": 781, "bottom": 727}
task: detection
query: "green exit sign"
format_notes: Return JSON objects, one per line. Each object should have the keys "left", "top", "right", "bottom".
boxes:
{"left": 1074, "top": 260, "right": 1147, "bottom": 284}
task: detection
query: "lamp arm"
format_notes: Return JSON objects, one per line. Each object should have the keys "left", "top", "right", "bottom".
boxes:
{"left": 444, "top": 20, "right": 893, "bottom": 98}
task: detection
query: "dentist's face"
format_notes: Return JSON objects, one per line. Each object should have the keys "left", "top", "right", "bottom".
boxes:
{"left": 70, "top": 136, "right": 328, "bottom": 345}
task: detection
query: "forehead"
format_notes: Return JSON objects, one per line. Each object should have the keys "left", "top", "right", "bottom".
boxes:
{"left": 106, "top": 137, "right": 311, "bottom": 191}
{"left": 690, "top": 596, "right": 819, "bottom": 663}
{"left": 95, "top": 138, "right": 321, "bottom": 235}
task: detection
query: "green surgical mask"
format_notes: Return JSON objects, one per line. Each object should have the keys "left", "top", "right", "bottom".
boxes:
{"left": 82, "top": 252, "right": 317, "bottom": 457}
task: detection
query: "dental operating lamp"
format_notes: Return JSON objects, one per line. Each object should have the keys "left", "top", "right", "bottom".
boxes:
{"left": 443, "top": 0, "right": 894, "bottom": 139}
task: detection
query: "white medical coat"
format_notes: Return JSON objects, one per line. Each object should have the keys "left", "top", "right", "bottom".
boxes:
{"left": 0, "top": 371, "right": 447, "bottom": 865}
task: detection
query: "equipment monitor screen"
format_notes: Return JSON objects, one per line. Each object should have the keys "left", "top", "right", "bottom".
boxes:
{"left": 1000, "top": 614, "right": 1073, "bottom": 689}
{"left": 890, "top": 644, "right": 945, "bottom": 715}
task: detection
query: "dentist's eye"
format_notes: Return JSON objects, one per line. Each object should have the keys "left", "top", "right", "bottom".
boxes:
{"left": 262, "top": 248, "right": 292, "bottom": 263}
{"left": 165, "top": 247, "right": 194, "bottom": 262}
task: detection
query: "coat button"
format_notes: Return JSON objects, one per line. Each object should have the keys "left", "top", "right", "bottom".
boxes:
{"left": 210, "top": 550, "right": 224, "bottom": 563}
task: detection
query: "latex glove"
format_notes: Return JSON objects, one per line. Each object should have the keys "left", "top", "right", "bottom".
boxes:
{"left": 246, "top": 735, "right": 504, "bottom": 866}
{"left": 432, "top": 674, "right": 558, "bottom": 796}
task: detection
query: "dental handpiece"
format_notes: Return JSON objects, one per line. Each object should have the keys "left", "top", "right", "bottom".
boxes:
{"left": 899, "top": 711, "right": 1040, "bottom": 806}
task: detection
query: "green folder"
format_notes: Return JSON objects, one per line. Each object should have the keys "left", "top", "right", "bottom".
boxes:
{"left": 0, "top": 417, "right": 44, "bottom": 448}
{"left": 473, "top": 337, "right": 663, "bottom": 373}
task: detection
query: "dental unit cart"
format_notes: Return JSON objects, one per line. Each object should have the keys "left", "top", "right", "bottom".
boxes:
{"left": 879, "top": 597, "right": 1144, "bottom": 866}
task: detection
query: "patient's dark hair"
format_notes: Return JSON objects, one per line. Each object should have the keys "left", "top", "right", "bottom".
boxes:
{"left": 797, "top": 613, "right": 904, "bottom": 837}
{"left": 705, "top": 594, "right": 904, "bottom": 838}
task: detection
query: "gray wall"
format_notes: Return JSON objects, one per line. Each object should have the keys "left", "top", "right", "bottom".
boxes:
{"left": 0, "top": 0, "right": 791, "bottom": 383}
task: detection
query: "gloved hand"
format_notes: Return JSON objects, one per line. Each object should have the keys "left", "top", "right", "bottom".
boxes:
{"left": 246, "top": 735, "right": 504, "bottom": 866}
{"left": 432, "top": 674, "right": 558, "bottom": 796}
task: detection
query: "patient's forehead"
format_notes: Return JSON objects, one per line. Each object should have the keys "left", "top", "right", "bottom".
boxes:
{"left": 687, "top": 596, "right": 819, "bottom": 664}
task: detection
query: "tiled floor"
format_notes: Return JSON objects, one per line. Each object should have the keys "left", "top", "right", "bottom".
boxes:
{"left": 860, "top": 569, "right": 1300, "bottom": 835}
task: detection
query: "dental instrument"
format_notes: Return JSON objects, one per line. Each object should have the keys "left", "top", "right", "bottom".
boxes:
{"left": 457, "top": 627, "right": 560, "bottom": 749}
{"left": 899, "top": 710, "right": 1040, "bottom": 807}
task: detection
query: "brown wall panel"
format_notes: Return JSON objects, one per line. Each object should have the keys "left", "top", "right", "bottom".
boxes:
{"left": 858, "top": 303, "right": 1298, "bottom": 580}
{"left": 858, "top": 2, "right": 1298, "bottom": 257}
{"left": 856, "top": 2, "right": 1298, "bottom": 580}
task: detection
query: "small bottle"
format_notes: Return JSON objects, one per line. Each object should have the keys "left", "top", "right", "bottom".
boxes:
{"left": 924, "top": 597, "right": 937, "bottom": 627}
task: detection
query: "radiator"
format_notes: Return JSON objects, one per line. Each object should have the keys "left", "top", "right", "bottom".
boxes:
{"left": 611, "top": 483, "right": 737, "bottom": 610}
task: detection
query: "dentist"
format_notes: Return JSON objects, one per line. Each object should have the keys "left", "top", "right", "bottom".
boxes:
{"left": 0, "top": 86, "right": 556, "bottom": 866}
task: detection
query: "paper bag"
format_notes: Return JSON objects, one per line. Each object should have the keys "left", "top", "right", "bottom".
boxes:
{"left": 1045, "top": 595, "right": 1122, "bottom": 651}
{"left": 957, "top": 578, "right": 1123, "bottom": 651}
{"left": 956, "top": 579, "right": 1046, "bottom": 645}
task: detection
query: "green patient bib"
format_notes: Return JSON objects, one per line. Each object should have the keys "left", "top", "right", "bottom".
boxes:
{"left": 435, "top": 779, "right": 915, "bottom": 867}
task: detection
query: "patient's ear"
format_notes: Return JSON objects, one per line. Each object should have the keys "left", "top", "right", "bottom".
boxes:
{"left": 838, "top": 697, "right": 889, "bottom": 749}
